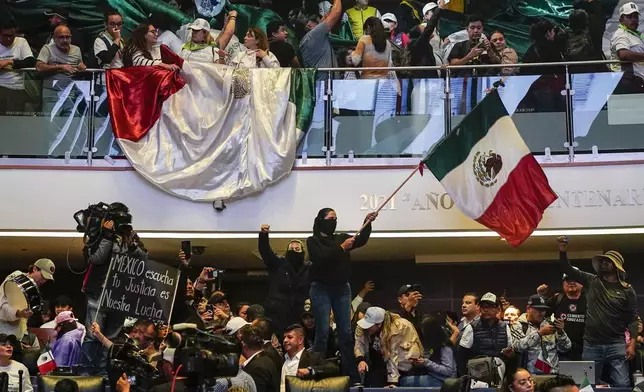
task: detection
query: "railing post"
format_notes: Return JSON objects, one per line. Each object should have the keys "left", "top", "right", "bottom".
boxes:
{"left": 322, "top": 71, "right": 334, "bottom": 166}
{"left": 443, "top": 68, "right": 452, "bottom": 136}
{"left": 562, "top": 65, "right": 576, "bottom": 163}
{"left": 87, "top": 71, "right": 96, "bottom": 166}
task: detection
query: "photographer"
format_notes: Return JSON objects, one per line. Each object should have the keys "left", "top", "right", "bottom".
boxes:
{"left": 79, "top": 203, "right": 148, "bottom": 377}
{"left": 397, "top": 284, "right": 423, "bottom": 340}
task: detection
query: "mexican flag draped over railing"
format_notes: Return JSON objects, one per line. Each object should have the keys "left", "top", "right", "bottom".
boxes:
{"left": 106, "top": 48, "right": 315, "bottom": 202}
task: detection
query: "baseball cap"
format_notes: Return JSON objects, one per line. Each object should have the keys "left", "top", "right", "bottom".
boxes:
{"left": 562, "top": 273, "right": 580, "bottom": 283}
{"left": 34, "top": 258, "right": 55, "bottom": 281}
{"left": 44, "top": 7, "right": 69, "bottom": 20}
{"left": 187, "top": 18, "right": 211, "bottom": 31}
{"left": 382, "top": 13, "right": 397, "bottom": 23}
{"left": 357, "top": 306, "right": 385, "bottom": 330}
{"left": 423, "top": 2, "right": 438, "bottom": 16}
{"left": 54, "top": 295, "right": 73, "bottom": 307}
{"left": 479, "top": 292, "right": 498, "bottom": 306}
{"left": 208, "top": 293, "right": 227, "bottom": 305}
{"left": 620, "top": 2, "right": 639, "bottom": 15}
{"left": 397, "top": 284, "right": 421, "bottom": 297}
{"left": 527, "top": 294, "right": 549, "bottom": 310}
{"left": 225, "top": 317, "right": 250, "bottom": 335}
{"left": 55, "top": 311, "right": 78, "bottom": 325}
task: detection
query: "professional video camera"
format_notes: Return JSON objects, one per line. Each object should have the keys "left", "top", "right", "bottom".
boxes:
{"left": 110, "top": 339, "right": 165, "bottom": 392}
{"left": 173, "top": 323, "right": 241, "bottom": 388}
{"left": 73, "top": 202, "right": 132, "bottom": 242}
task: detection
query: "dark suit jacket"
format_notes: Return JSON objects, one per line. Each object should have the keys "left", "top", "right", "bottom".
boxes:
{"left": 298, "top": 350, "right": 340, "bottom": 380}
{"left": 244, "top": 352, "right": 280, "bottom": 392}
{"left": 263, "top": 342, "right": 284, "bottom": 373}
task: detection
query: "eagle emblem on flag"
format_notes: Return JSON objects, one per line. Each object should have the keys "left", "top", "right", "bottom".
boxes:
{"left": 473, "top": 150, "right": 503, "bottom": 187}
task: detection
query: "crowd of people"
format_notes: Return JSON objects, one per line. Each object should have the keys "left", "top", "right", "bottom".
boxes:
{"left": 1, "top": 0, "right": 644, "bottom": 115}
{"left": 0, "top": 203, "right": 640, "bottom": 392}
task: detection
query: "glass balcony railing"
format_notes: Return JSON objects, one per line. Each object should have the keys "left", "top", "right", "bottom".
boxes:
{"left": 0, "top": 60, "right": 639, "bottom": 165}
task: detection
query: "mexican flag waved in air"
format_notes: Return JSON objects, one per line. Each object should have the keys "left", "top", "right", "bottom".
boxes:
{"left": 422, "top": 89, "right": 557, "bottom": 246}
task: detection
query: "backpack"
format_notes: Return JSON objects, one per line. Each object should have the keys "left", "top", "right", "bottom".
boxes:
{"left": 467, "top": 357, "right": 501, "bottom": 387}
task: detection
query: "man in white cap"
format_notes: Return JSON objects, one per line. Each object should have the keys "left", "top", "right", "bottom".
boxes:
{"left": 558, "top": 237, "right": 637, "bottom": 387}
{"left": 382, "top": 13, "right": 410, "bottom": 48}
{"left": 423, "top": 2, "right": 438, "bottom": 20}
{"left": 0, "top": 258, "right": 55, "bottom": 361}
{"left": 355, "top": 306, "right": 422, "bottom": 387}
{"left": 226, "top": 316, "right": 251, "bottom": 340}
{"left": 610, "top": 1, "right": 644, "bottom": 92}
{"left": 457, "top": 292, "right": 513, "bottom": 381}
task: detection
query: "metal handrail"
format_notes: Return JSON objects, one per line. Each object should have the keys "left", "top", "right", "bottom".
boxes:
{"left": 15, "top": 59, "right": 624, "bottom": 74}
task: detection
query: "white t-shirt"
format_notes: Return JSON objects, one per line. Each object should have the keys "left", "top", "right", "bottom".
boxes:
{"left": 158, "top": 30, "right": 184, "bottom": 55}
{"left": 179, "top": 46, "right": 220, "bottom": 63}
{"left": 231, "top": 50, "right": 280, "bottom": 69}
{"left": 0, "top": 361, "right": 32, "bottom": 392}
{"left": 93, "top": 32, "right": 123, "bottom": 69}
{"left": 459, "top": 322, "right": 513, "bottom": 349}
{"left": 610, "top": 26, "right": 644, "bottom": 79}
{"left": 0, "top": 37, "right": 33, "bottom": 90}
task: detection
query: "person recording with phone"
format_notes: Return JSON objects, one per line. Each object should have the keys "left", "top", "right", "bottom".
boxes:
{"left": 510, "top": 294, "right": 571, "bottom": 375}
{"left": 79, "top": 203, "right": 147, "bottom": 377}
{"left": 397, "top": 284, "right": 424, "bottom": 340}
{"left": 258, "top": 223, "right": 311, "bottom": 337}
{"left": 447, "top": 14, "right": 494, "bottom": 76}
{"left": 307, "top": 208, "right": 377, "bottom": 382}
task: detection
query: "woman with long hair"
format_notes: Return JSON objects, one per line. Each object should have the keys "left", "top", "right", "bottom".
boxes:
{"left": 122, "top": 23, "right": 180, "bottom": 71}
{"left": 307, "top": 208, "right": 376, "bottom": 382}
{"left": 349, "top": 16, "right": 392, "bottom": 78}
{"left": 356, "top": 307, "right": 424, "bottom": 386}
{"left": 487, "top": 30, "right": 518, "bottom": 75}
{"left": 406, "top": 312, "right": 456, "bottom": 387}
{"left": 179, "top": 13, "right": 237, "bottom": 64}
{"left": 231, "top": 27, "right": 280, "bottom": 68}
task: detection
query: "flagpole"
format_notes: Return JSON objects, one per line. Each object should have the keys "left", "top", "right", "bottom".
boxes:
{"left": 354, "top": 164, "right": 421, "bottom": 237}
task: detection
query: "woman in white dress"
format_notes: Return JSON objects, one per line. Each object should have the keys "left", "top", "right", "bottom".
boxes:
{"left": 179, "top": 13, "right": 237, "bottom": 64}
{"left": 231, "top": 27, "right": 280, "bottom": 69}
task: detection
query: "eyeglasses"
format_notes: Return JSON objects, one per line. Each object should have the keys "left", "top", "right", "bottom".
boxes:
{"left": 108, "top": 22, "right": 123, "bottom": 28}
{"left": 147, "top": 29, "right": 159, "bottom": 36}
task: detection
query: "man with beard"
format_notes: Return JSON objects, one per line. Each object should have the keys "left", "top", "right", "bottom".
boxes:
{"left": 259, "top": 224, "right": 311, "bottom": 337}
{"left": 536, "top": 274, "right": 586, "bottom": 360}
{"left": 558, "top": 236, "right": 637, "bottom": 387}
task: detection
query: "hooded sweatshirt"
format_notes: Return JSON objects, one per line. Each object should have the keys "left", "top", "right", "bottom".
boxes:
{"left": 52, "top": 326, "right": 84, "bottom": 366}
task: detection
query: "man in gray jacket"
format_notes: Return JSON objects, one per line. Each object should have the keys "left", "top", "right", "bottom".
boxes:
{"left": 511, "top": 294, "right": 571, "bottom": 375}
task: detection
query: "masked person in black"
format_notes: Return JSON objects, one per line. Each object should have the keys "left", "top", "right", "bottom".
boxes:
{"left": 307, "top": 208, "right": 377, "bottom": 383}
{"left": 258, "top": 224, "right": 311, "bottom": 338}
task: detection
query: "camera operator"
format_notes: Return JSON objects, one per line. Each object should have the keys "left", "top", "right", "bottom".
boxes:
{"left": 79, "top": 207, "right": 148, "bottom": 377}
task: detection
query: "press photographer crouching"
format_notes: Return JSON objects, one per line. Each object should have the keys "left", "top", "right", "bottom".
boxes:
{"left": 75, "top": 202, "right": 148, "bottom": 377}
